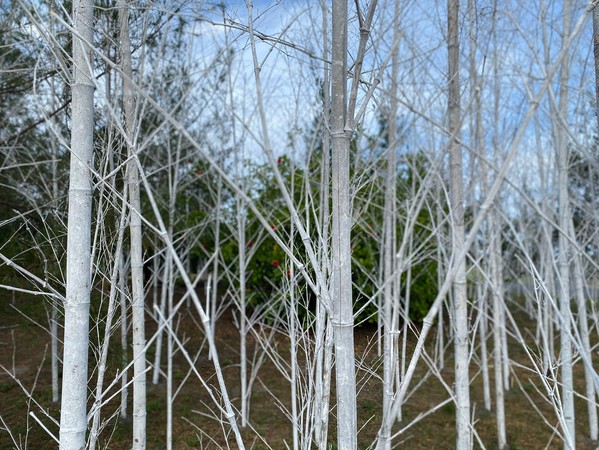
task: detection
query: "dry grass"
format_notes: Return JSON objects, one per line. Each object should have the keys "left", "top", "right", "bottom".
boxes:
{"left": 1, "top": 294, "right": 598, "bottom": 449}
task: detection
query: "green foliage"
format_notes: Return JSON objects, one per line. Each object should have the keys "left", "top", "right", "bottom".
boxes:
{"left": 404, "top": 259, "right": 438, "bottom": 322}
{"left": 197, "top": 143, "right": 440, "bottom": 325}
{"left": 350, "top": 146, "right": 439, "bottom": 324}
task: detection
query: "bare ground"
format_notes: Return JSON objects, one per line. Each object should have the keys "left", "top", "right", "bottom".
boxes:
{"left": 1, "top": 293, "right": 598, "bottom": 449}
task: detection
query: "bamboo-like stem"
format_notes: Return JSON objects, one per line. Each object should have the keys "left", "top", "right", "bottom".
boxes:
{"left": 447, "top": 0, "right": 471, "bottom": 447}
{"left": 119, "top": 252, "right": 129, "bottom": 419}
{"left": 330, "top": 0, "right": 358, "bottom": 447}
{"left": 378, "top": 0, "right": 399, "bottom": 445}
{"left": 554, "top": 2, "right": 575, "bottom": 447}
{"left": 314, "top": 2, "right": 332, "bottom": 446}
{"left": 489, "top": 4, "right": 506, "bottom": 445}
{"left": 570, "top": 218, "right": 598, "bottom": 441}
{"left": 119, "top": 1, "right": 146, "bottom": 446}
{"left": 59, "top": 0, "right": 94, "bottom": 447}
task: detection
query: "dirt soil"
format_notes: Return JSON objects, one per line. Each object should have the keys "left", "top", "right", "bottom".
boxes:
{"left": 1, "top": 293, "right": 598, "bottom": 449}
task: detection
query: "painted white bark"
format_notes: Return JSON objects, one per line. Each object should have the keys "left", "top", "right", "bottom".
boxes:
{"left": 119, "top": 252, "right": 129, "bottom": 419}
{"left": 475, "top": 279, "right": 491, "bottom": 412}
{"left": 119, "top": 1, "right": 146, "bottom": 447}
{"left": 489, "top": 8, "right": 506, "bottom": 443}
{"left": 379, "top": 1, "right": 399, "bottom": 444}
{"left": 555, "top": 3, "right": 575, "bottom": 448}
{"left": 330, "top": 1, "right": 357, "bottom": 448}
{"left": 468, "top": 0, "right": 490, "bottom": 414}
{"left": 210, "top": 172, "right": 222, "bottom": 361}
{"left": 436, "top": 199, "right": 445, "bottom": 371}
{"left": 571, "top": 219, "right": 598, "bottom": 441}
{"left": 490, "top": 217, "right": 506, "bottom": 449}
{"left": 288, "top": 220, "right": 299, "bottom": 450}
{"left": 152, "top": 253, "right": 169, "bottom": 385}
{"left": 593, "top": 2, "right": 599, "bottom": 132}
{"left": 49, "top": 23, "right": 60, "bottom": 404}
{"left": 447, "top": 0, "right": 471, "bottom": 447}
{"left": 166, "top": 257, "right": 175, "bottom": 450}
{"left": 590, "top": 4, "right": 599, "bottom": 440}
{"left": 314, "top": 2, "right": 331, "bottom": 446}
{"left": 59, "top": 0, "right": 94, "bottom": 447}
{"left": 237, "top": 196, "right": 248, "bottom": 427}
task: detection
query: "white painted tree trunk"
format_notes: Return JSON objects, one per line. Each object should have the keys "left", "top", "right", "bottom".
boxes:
{"left": 475, "top": 279, "right": 491, "bottom": 412}
{"left": 590, "top": 5, "right": 599, "bottom": 440}
{"left": 152, "top": 253, "right": 169, "bottom": 385}
{"left": 490, "top": 214, "right": 506, "bottom": 449}
{"left": 49, "top": 40, "right": 60, "bottom": 405}
{"left": 468, "top": 0, "right": 490, "bottom": 414}
{"left": 119, "top": 252, "right": 129, "bottom": 419}
{"left": 314, "top": 3, "right": 331, "bottom": 446}
{"left": 209, "top": 173, "right": 222, "bottom": 361}
{"left": 570, "top": 219, "right": 598, "bottom": 441}
{"left": 237, "top": 197, "right": 248, "bottom": 427}
{"left": 331, "top": 1, "right": 357, "bottom": 448}
{"left": 59, "top": 0, "right": 94, "bottom": 447}
{"left": 379, "top": 1, "right": 399, "bottom": 445}
{"left": 119, "top": 1, "right": 146, "bottom": 447}
{"left": 489, "top": 12, "right": 506, "bottom": 442}
{"left": 51, "top": 287, "right": 59, "bottom": 401}
{"left": 593, "top": 2, "right": 599, "bottom": 132}
{"left": 447, "top": 1, "right": 471, "bottom": 448}
{"left": 436, "top": 199, "right": 445, "bottom": 371}
{"left": 166, "top": 259, "right": 175, "bottom": 450}
{"left": 555, "top": 3, "right": 575, "bottom": 448}
{"left": 288, "top": 220, "right": 299, "bottom": 450}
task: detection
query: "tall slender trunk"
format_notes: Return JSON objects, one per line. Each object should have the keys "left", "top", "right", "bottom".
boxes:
{"left": 570, "top": 219, "right": 598, "bottom": 441}
{"left": 289, "top": 220, "right": 299, "bottom": 450}
{"left": 153, "top": 250, "right": 169, "bottom": 384}
{"left": 49, "top": 12, "right": 60, "bottom": 403}
{"left": 50, "top": 133, "right": 60, "bottom": 405}
{"left": 447, "top": 0, "right": 471, "bottom": 447}
{"left": 59, "top": 0, "right": 94, "bottom": 447}
{"left": 555, "top": 2, "right": 575, "bottom": 448}
{"left": 475, "top": 274, "right": 491, "bottom": 412}
{"left": 489, "top": 4, "right": 505, "bottom": 444}
{"left": 331, "top": 1, "right": 357, "bottom": 448}
{"left": 209, "top": 171, "right": 222, "bottom": 361}
{"left": 379, "top": 1, "right": 399, "bottom": 446}
{"left": 593, "top": 2, "right": 599, "bottom": 132}
{"left": 119, "top": 252, "right": 129, "bottom": 419}
{"left": 237, "top": 196, "right": 248, "bottom": 427}
{"left": 435, "top": 192, "right": 445, "bottom": 371}
{"left": 119, "top": 1, "right": 147, "bottom": 447}
{"left": 490, "top": 215, "right": 506, "bottom": 449}
{"left": 314, "top": 2, "right": 331, "bottom": 446}
{"left": 166, "top": 255, "right": 175, "bottom": 450}
{"left": 468, "top": 0, "right": 491, "bottom": 415}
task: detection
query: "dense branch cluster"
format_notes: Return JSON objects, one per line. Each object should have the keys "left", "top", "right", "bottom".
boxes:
{"left": 1, "top": 1, "right": 599, "bottom": 449}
